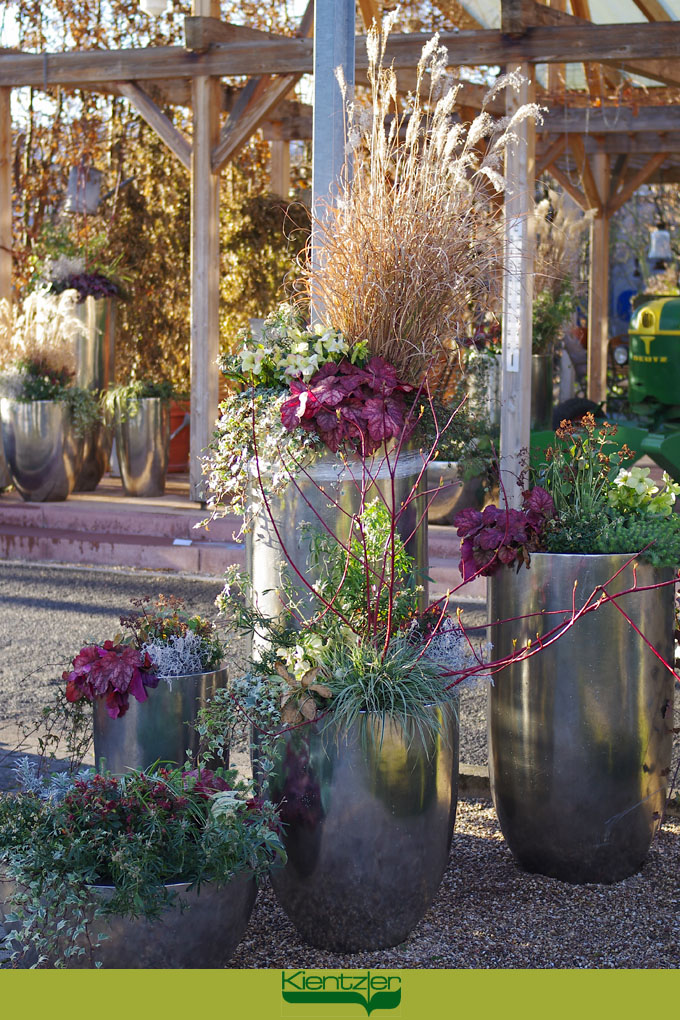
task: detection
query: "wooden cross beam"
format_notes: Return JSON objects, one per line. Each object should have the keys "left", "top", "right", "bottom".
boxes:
{"left": 7, "top": 24, "right": 680, "bottom": 87}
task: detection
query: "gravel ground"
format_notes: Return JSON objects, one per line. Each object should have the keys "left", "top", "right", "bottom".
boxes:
{"left": 1, "top": 561, "right": 679, "bottom": 970}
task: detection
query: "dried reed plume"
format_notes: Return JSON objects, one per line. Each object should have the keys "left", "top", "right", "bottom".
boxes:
{"left": 301, "top": 18, "right": 542, "bottom": 384}
{"left": 0, "top": 287, "right": 83, "bottom": 376}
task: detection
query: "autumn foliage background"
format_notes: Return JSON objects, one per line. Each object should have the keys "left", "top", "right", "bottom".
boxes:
{"left": 4, "top": 0, "right": 451, "bottom": 391}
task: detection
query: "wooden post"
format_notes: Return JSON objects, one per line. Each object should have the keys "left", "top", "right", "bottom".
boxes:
{"left": 500, "top": 66, "right": 536, "bottom": 509}
{"left": 586, "top": 149, "right": 609, "bottom": 405}
{"left": 0, "top": 88, "right": 11, "bottom": 309}
{"left": 269, "top": 123, "right": 290, "bottom": 198}
{"left": 190, "top": 0, "right": 221, "bottom": 501}
{"left": 310, "top": 0, "right": 355, "bottom": 321}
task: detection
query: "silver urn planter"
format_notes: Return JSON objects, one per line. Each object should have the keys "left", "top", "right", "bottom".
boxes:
{"left": 93, "top": 665, "right": 228, "bottom": 774}
{"left": 267, "top": 704, "right": 459, "bottom": 951}
{"left": 114, "top": 396, "right": 170, "bottom": 498}
{"left": 54, "top": 874, "right": 257, "bottom": 969}
{"left": 73, "top": 296, "right": 116, "bottom": 492}
{"left": 488, "top": 553, "right": 675, "bottom": 884}
{"left": 247, "top": 444, "right": 429, "bottom": 632}
{"left": 0, "top": 398, "right": 83, "bottom": 502}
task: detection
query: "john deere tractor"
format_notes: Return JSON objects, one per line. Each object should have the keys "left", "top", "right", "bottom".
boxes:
{"left": 532, "top": 295, "right": 680, "bottom": 480}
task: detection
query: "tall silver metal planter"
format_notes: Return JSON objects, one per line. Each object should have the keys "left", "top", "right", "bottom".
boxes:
{"left": 530, "top": 352, "right": 553, "bottom": 430}
{"left": 93, "top": 665, "right": 228, "bottom": 774}
{"left": 74, "top": 296, "right": 116, "bottom": 491}
{"left": 488, "top": 553, "right": 675, "bottom": 884}
{"left": 114, "top": 396, "right": 170, "bottom": 498}
{"left": 267, "top": 705, "right": 459, "bottom": 951}
{"left": 246, "top": 445, "right": 429, "bottom": 628}
{"left": 0, "top": 399, "right": 83, "bottom": 502}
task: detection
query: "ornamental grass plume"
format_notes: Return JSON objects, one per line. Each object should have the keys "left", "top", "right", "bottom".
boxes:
{"left": 0, "top": 286, "right": 83, "bottom": 376}
{"left": 301, "top": 17, "right": 542, "bottom": 384}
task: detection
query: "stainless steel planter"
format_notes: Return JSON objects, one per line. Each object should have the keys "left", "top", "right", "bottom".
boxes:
{"left": 267, "top": 704, "right": 459, "bottom": 951}
{"left": 75, "top": 296, "right": 116, "bottom": 393}
{"left": 488, "top": 553, "right": 675, "bottom": 884}
{"left": 427, "top": 460, "right": 485, "bottom": 524}
{"left": 0, "top": 399, "right": 83, "bottom": 502}
{"left": 73, "top": 297, "right": 116, "bottom": 492}
{"left": 56, "top": 874, "right": 257, "bottom": 969}
{"left": 0, "top": 427, "right": 11, "bottom": 489}
{"left": 247, "top": 445, "right": 429, "bottom": 629}
{"left": 530, "top": 352, "right": 553, "bottom": 430}
{"left": 93, "top": 665, "right": 228, "bottom": 774}
{"left": 114, "top": 396, "right": 170, "bottom": 497}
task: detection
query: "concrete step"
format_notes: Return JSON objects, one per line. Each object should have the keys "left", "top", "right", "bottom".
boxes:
{"left": 0, "top": 474, "right": 484, "bottom": 597}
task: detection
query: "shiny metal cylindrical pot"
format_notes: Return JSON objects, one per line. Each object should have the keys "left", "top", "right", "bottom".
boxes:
{"left": 93, "top": 665, "right": 228, "bottom": 774}
{"left": 488, "top": 554, "right": 675, "bottom": 884}
{"left": 246, "top": 445, "right": 429, "bottom": 629}
{"left": 267, "top": 704, "right": 459, "bottom": 951}
{"left": 0, "top": 398, "right": 83, "bottom": 502}
{"left": 55, "top": 874, "right": 257, "bottom": 969}
{"left": 0, "top": 426, "right": 11, "bottom": 489}
{"left": 530, "top": 352, "right": 553, "bottom": 430}
{"left": 427, "top": 460, "right": 486, "bottom": 524}
{"left": 114, "top": 396, "right": 170, "bottom": 497}
{"left": 75, "top": 296, "right": 116, "bottom": 393}
{"left": 74, "top": 418, "right": 113, "bottom": 492}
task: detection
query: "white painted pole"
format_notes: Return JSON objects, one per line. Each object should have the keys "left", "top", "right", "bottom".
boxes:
{"left": 0, "top": 88, "right": 12, "bottom": 310}
{"left": 189, "top": 0, "right": 220, "bottom": 502}
{"left": 310, "top": 0, "right": 355, "bottom": 322}
{"left": 500, "top": 66, "right": 536, "bottom": 509}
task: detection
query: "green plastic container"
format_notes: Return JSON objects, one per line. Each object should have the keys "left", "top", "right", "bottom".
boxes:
{"left": 628, "top": 297, "right": 680, "bottom": 405}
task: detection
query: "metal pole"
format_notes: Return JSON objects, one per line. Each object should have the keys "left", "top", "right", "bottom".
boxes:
{"left": 310, "top": 0, "right": 355, "bottom": 322}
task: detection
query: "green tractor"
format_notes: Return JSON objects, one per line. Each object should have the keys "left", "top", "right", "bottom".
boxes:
{"left": 531, "top": 295, "right": 680, "bottom": 481}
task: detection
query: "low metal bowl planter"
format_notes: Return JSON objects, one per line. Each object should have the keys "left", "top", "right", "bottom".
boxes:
{"left": 267, "top": 704, "right": 459, "bottom": 951}
{"left": 114, "top": 396, "right": 170, "bottom": 497}
{"left": 52, "top": 874, "right": 257, "bottom": 969}
{"left": 488, "top": 553, "right": 675, "bottom": 884}
{"left": 0, "top": 398, "right": 83, "bottom": 502}
{"left": 93, "top": 665, "right": 228, "bottom": 774}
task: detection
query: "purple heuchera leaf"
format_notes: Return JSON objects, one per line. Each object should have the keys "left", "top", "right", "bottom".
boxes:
{"left": 455, "top": 486, "right": 553, "bottom": 579}
{"left": 280, "top": 355, "right": 414, "bottom": 455}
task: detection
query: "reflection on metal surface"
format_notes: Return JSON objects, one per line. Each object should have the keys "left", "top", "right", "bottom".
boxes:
{"left": 75, "top": 297, "right": 116, "bottom": 392}
{"left": 530, "top": 353, "right": 553, "bottom": 430}
{"left": 114, "top": 397, "right": 170, "bottom": 497}
{"left": 488, "top": 553, "right": 675, "bottom": 884}
{"left": 268, "top": 704, "right": 459, "bottom": 951}
{"left": 93, "top": 665, "right": 228, "bottom": 774}
{"left": 0, "top": 399, "right": 82, "bottom": 502}
{"left": 247, "top": 445, "right": 429, "bottom": 634}
{"left": 53, "top": 875, "right": 257, "bottom": 969}
{"left": 74, "top": 419, "right": 113, "bottom": 491}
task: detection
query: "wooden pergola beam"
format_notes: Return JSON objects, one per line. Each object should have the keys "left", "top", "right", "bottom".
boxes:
{"left": 7, "top": 24, "right": 680, "bottom": 87}
{"left": 544, "top": 164, "right": 589, "bottom": 211}
{"left": 568, "top": 133, "right": 602, "bottom": 212}
{"left": 116, "top": 82, "right": 191, "bottom": 170}
{"left": 357, "top": 0, "right": 382, "bottom": 29}
{"left": 517, "top": 0, "right": 680, "bottom": 87}
{"left": 631, "top": 0, "right": 671, "bottom": 19}
{"left": 607, "top": 152, "right": 670, "bottom": 215}
{"left": 543, "top": 106, "right": 680, "bottom": 134}
{"left": 212, "top": 73, "right": 299, "bottom": 171}
{"left": 535, "top": 134, "right": 567, "bottom": 176}
{"left": 609, "top": 154, "right": 629, "bottom": 201}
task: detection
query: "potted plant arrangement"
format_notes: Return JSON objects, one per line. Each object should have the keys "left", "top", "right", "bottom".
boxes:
{"left": 0, "top": 758, "right": 284, "bottom": 968}
{"left": 104, "top": 379, "right": 174, "bottom": 497}
{"left": 0, "top": 288, "right": 101, "bottom": 501}
{"left": 64, "top": 595, "right": 228, "bottom": 774}
{"left": 455, "top": 413, "right": 680, "bottom": 883}
{"left": 201, "top": 24, "right": 538, "bottom": 950}
{"left": 30, "top": 220, "right": 126, "bottom": 491}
